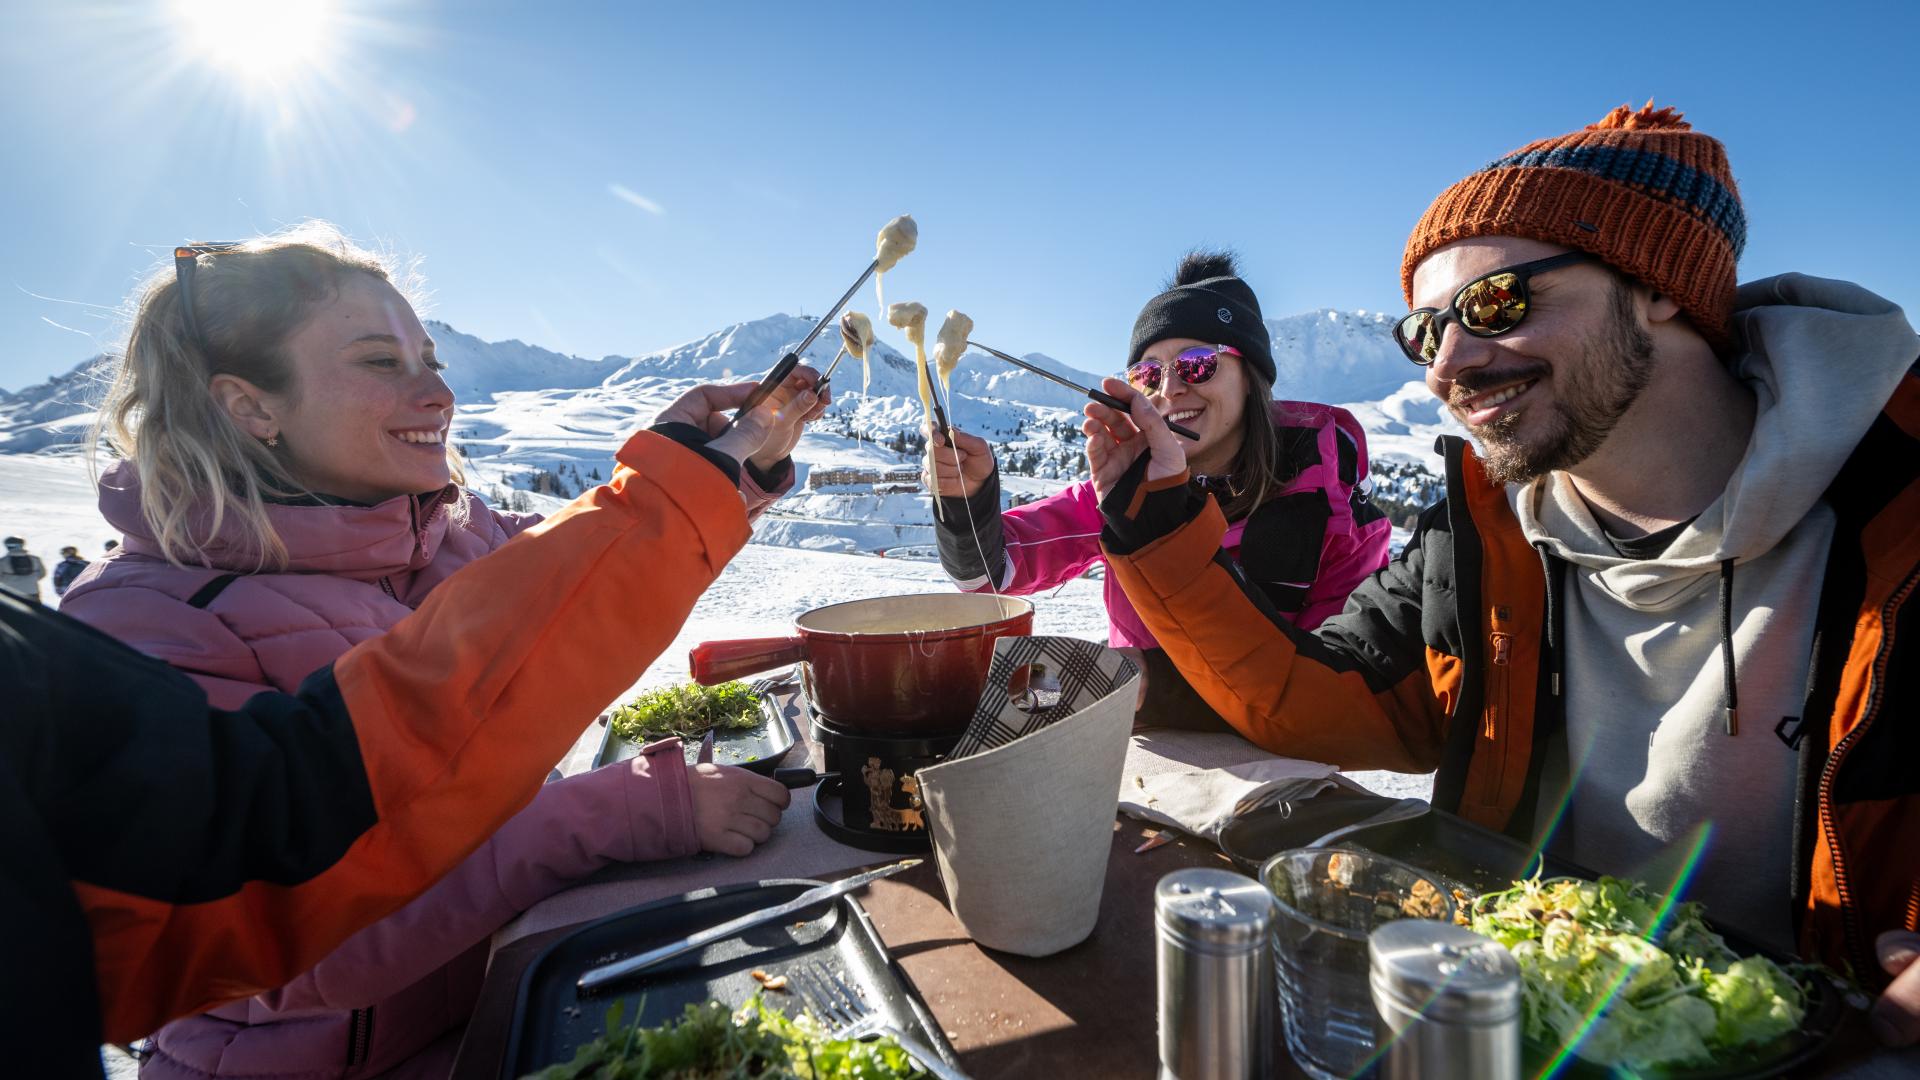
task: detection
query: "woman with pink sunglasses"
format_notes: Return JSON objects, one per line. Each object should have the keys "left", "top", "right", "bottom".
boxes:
{"left": 929, "top": 251, "right": 1392, "bottom": 723}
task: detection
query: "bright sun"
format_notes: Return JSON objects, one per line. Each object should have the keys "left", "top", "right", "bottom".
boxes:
{"left": 171, "top": 0, "right": 336, "bottom": 85}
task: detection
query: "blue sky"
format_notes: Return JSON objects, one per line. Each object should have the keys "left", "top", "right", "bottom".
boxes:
{"left": 2, "top": 0, "right": 1916, "bottom": 390}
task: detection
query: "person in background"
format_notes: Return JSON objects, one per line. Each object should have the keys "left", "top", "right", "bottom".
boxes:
{"left": 2, "top": 372, "right": 803, "bottom": 1076}
{"left": 1089, "top": 104, "right": 1920, "bottom": 1045}
{"left": 59, "top": 222, "right": 824, "bottom": 1078}
{"left": 927, "top": 251, "right": 1391, "bottom": 725}
{"left": 1, "top": 536, "right": 46, "bottom": 603}
{"left": 51, "top": 545, "right": 89, "bottom": 597}
{"left": 103, "top": 539, "right": 119, "bottom": 554}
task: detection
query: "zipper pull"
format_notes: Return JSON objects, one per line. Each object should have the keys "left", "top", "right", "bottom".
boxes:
{"left": 1491, "top": 632, "right": 1512, "bottom": 665}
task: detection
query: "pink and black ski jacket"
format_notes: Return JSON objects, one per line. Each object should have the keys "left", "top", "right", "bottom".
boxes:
{"left": 935, "top": 400, "right": 1393, "bottom": 646}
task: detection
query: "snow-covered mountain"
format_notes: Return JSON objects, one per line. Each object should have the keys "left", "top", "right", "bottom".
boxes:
{"left": 0, "top": 307, "right": 1459, "bottom": 547}
{"left": 0, "top": 356, "right": 109, "bottom": 453}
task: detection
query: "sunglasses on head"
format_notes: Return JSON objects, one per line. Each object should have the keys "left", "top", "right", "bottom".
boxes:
{"left": 1126, "top": 344, "right": 1240, "bottom": 393}
{"left": 1395, "top": 251, "right": 1599, "bottom": 366}
{"left": 174, "top": 242, "right": 245, "bottom": 350}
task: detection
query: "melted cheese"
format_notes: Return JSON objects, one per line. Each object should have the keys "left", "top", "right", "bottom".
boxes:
{"left": 931, "top": 310, "right": 972, "bottom": 401}
{"left": 887, "top": 301, "right": 939, "bottom": 514}
{"left": 873, "top": 214, "right": 917, "bottom": 312}
{"left": 840, "top": 311, "right": 876, "bottom": 398}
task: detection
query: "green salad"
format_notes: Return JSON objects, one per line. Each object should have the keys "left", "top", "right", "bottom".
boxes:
{"left": 1470, "top": 876, "right": 1807, "bottom": 1073}
{"left": 609, "top": 682, "right": 763, "bottom": 744}
{"left": 523, "top": 996, "right": 926, "bottom": 1079}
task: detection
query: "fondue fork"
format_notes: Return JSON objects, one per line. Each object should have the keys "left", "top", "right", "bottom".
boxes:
{"left": 723, "top": 261, "right": 878, "bottom": 432}
{"left": 967, "top": 340, "right": 1199, "bottom": 441}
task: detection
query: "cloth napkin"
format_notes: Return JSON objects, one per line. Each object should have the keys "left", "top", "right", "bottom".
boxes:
{"left": 1118, "top": 728, "right": 1352, "bottom": 843}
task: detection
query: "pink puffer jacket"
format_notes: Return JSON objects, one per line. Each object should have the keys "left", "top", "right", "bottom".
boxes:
{"left": 61, "top": 459, "right": 791, "bottom": 1078}
{"left": 949, "top": 401, "right": 1392, "bottom": 643}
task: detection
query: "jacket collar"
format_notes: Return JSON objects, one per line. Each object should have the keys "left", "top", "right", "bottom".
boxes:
{"left": 97, "top": 458, "right": 461, "bottom": 581}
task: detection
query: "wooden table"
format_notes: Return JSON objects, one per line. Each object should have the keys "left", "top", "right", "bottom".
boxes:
{"left": 452, "top": 815, "right": 1913, "bottom": 1078}
{"left": 451, "top": 820, "right": 1223, "bottom": 1078}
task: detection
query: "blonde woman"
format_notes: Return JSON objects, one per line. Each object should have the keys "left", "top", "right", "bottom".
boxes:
{"left": 61, "top": 222, "right": 822, "bottom": 1078}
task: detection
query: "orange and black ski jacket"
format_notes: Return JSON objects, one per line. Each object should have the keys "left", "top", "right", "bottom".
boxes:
{"left": 1103, "top": 366, "right": 1920, "bottom": 986}
{"left": 1, "top": 430, "right": 752, "bottom": 1076}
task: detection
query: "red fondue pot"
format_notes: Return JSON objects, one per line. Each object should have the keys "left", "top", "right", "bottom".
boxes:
{"left": 688, "top": 593, "right": 1034, "bottom": 735}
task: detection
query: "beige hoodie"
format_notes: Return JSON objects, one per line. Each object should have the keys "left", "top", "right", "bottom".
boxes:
{"left": 1511, "top": 274, "right": 1918, "bottom": 951}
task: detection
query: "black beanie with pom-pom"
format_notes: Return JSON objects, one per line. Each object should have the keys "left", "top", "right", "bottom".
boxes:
{"left": 1127, "top": 250, "right": 1275, "bottom": 383}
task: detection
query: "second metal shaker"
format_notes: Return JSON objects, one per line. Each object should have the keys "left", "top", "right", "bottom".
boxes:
{"left": 1368, "top": 919, "right": 1521, "bottom": 1080}
{"left": 1154, "top": 868, "right": 1276, "bottom": 1080}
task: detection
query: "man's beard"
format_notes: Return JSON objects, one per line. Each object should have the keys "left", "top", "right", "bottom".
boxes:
{"left": 1455, "top": 281, "right": 1656, "bottom": 486}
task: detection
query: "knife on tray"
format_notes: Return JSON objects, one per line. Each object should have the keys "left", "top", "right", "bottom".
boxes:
{"left": 576, "top": 860, "right": 922, "bottom": 993}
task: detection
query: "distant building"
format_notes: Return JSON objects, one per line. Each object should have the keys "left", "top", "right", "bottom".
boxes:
{"left": 807, "top": 465, "right": 923, "bottom": 492}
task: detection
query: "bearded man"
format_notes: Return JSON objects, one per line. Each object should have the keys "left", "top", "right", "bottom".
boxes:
{"left": 1084, "top": 103, "right": 1920, "bottom": 1046}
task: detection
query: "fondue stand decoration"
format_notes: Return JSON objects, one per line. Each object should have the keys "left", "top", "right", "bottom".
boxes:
{"left": 690, "top": 593, "right": 1033, "bottom": 852}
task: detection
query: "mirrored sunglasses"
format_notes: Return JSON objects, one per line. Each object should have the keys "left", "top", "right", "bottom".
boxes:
{"left": 1395, "top": 251, "right": 1598, "bottom": 365}
{"left": 1126, "top": 344, "right": 1240, "bottom": 393}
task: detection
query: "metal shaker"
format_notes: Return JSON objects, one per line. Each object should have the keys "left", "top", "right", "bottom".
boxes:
{"left": 1154, "top": 868, "right": 1276, "bottom": 1080}
{"left": 1368, "top": 920, "right": 1520, "bottom": 1080}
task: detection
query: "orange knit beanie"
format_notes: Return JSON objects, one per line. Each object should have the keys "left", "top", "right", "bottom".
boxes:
{"left": 1401, "top": 102, "right": 1743, "bottom": 352}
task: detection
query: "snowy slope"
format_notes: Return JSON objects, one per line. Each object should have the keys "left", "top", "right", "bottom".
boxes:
{"left": 5, "top": 448, "right": 1431, "bottom": 818}
{"left": 3, "top": 308, "right": 1457, "bottom": 552}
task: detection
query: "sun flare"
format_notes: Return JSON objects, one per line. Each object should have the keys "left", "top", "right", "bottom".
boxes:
{"left": 171, "top": 0, "right": 336, "bottom": 86}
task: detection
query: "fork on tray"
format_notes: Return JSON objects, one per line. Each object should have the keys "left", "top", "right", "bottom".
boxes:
{"left": 787, "top": 961, "right": 969, "bottom": 1080}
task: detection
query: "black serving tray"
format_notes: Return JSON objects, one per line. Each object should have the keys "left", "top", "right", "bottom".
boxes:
{"left": 591, "top": 688, "right": 798, "bottom": 777}
{"left": 502, "top": 879, "right": 957, "bottom": 1078}
{"left": 1220, "top": 791, "right": 1848, "bottom": 1079}
{"left": 1220, "top": 786, "right": 1552, "bottom": 895}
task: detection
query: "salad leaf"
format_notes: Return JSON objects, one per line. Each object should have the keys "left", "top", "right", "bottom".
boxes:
{"left": 522, "top": 995, "right": 926, "bottom": 1079}
{"left": 1470, "top": 876, "right": 1806, "bottom": 1072}
{"left": 1703, "top": 958, "right": 1803, "bottom": 1048}
{"left": 609, "top": 682, "right": 763, "bottom": 744}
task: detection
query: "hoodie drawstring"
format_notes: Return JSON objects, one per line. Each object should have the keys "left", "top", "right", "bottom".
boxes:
{"left": 1535, "top": 544, "right": 1565, "bottom": 698}
{"left": 1720, "top": 558, "right": 1739, "bottom": 736}
{"left": 1538, "top": 547, "right": 1737, "bottom": 737}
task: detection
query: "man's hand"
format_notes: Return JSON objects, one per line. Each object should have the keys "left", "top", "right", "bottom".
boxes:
{"left": 924, "top": 422, "right": 996, "bottom": 498}
{"left": 654, "top": 369, "right": 821, "bottom": 468}
{"left": 749, "top": 368, "right": 830, "bottom": 473}
{"left": 1872, "top": 929, "right": 1920, "bottom": 1047}
{"left": 1081, "top": 377, "right": 1187, "bottom": 503}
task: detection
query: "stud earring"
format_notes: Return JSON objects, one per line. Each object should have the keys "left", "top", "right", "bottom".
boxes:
{"left": 265, "top": 434, "right": 280, "bottom": 448}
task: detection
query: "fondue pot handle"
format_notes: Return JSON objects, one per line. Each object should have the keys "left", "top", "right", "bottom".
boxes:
{"left": 688, "top": 636, "right": 807, "bottom": 685}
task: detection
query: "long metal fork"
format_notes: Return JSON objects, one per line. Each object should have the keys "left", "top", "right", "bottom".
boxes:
{"left": 789, "top": 962, "right": 970, "bottom": 1080}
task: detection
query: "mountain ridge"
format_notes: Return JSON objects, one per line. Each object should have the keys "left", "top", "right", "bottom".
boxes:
{"left": 1, "top": 307, "right": 1458, "bottom": 545}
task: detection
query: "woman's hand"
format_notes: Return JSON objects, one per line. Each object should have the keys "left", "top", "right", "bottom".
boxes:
{"left": 924, "top": 422, "right": 997, "bottom": 498}
{"left": 656, "top": 368, "right": 822, "bottom": 468}
{"left": 687, "top": 763, "right": 792, "bottom": 857}
{"left": 749, "top": 370, "right": 830, "bottom": 473}
{"left": 1081, "top": 377, "right": 1187, "bottom": 503}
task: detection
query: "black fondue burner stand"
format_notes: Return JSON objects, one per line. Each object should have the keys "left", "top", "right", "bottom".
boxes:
{"left": 807, "top": 707, "right": 961, "bottom": 854}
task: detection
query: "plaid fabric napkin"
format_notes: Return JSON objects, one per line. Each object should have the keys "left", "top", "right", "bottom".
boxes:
{"left": 950, "top": 636, "right": 1138, "bottom": 759}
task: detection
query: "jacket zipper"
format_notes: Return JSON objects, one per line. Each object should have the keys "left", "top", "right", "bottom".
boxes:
{"left": 1486, "top": 631, "right": 1512, "bottom": 741}
{"left": 346, "top": 1006, "right": 373, "bottom": 1067}
{"left": 1817, "top": 562, "right": 1918, "bottom": 978}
